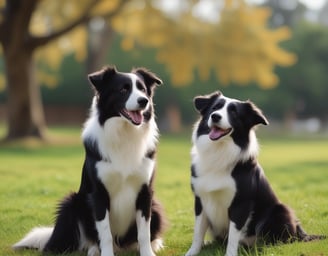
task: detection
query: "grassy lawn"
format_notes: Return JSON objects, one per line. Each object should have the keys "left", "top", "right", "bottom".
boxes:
{"left": 0, "top": 126, "right": 327, "bottom": 256}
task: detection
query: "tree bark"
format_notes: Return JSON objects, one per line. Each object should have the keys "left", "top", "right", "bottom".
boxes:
{"left": 3, "top": 48, "right": 46, "bottom": 140}
{"left": 0, "top": 0, "right": 46, "bottom": 140}
{"left": 86, "top": 21, "right": 115, "bottom": 73}
{"left": 0, "top": 0, "right": 129, "bottom": 141}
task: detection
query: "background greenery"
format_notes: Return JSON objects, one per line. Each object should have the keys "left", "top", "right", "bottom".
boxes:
{"left": 1, "top": 126, "right": 327, "bottom": 256}
{"left": 1, "top": 20, "right": 328, "bottom": 127}
{"left": 47, "top": 20, "right": 328, "bottom": 123}
{"left": 8, "top": 19, "right": 327, "bottom": 126}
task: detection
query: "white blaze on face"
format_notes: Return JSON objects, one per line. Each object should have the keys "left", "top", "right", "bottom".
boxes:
{"left": 120, "top": 73, "right": 149, "bottom": 126}
{"left": 207, "top": 96, "right": 238, "bottom": 141}
{"left": 125, "top": 73, "right": 148, "bottom": 111}
{"left": 207, "top": 108, "right": 230, "bottom": 130}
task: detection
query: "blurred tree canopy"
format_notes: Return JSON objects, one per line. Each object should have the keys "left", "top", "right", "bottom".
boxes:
{"left": 0, "top": 0, "right": 296, "bottom": 140}
{"left": 113, "top": 0, "right": 296, "bottom": 87}
{"left": 0, "top": 0, "right": 128, "bottom": 140}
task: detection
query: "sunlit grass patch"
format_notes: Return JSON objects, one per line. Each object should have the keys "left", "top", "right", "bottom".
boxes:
{"left": 1, "top": 127, "right": 327, "bottom": 255}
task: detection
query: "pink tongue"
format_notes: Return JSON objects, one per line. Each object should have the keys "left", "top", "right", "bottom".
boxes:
{"left": 129, "top": 111, "right": 143, "bottom": 125}
{"left": 209, "top": 127, "right": 225, "bottom": 140}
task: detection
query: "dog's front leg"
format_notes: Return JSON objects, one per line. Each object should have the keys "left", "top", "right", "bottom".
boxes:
{"left": 185, "top": 196, "right": 208, "bottom": 256}
{"left": 96, "top": 210, "right": 114, "bottom": 256}
{"left": 225, "top": 221, "right": 242, "bottom": 256}
{"left": 136, "top": 184, "right": 155, "bottom": 256}
{"left": 136, "top": 210, "right": 155, "bottom": 256}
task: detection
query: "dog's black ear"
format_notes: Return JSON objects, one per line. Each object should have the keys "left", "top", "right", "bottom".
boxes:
{"left": 194, "top": 96, "right": 211, "bottom": 113}
{"left": 194, "top": 91, "right": 221, "bottom": 114}
{"left": 133, "top": 67, "right": 162, "bottom": 87}
{"left": 88, "top": 66, "right": 117, "bottom": 91}
{"left": 245, "top": 101, "right": 269, "bottom": 126}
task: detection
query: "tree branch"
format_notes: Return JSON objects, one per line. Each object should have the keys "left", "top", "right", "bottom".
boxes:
{"left": 0, "top": 0, "right": 38, "bottom": 45}
{"left": 29, "top": 0, "right": 129, "bottom": 50}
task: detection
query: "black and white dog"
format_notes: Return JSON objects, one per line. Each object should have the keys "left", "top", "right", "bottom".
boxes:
{"left": 185, "top": 91, "right": 324, "bottom": 256}
{"left": 14, "top": 66, "right": 165, "bottom": 256}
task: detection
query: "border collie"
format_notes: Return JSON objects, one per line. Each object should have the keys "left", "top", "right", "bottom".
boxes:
{"left": 185, "top": 91, "right": 324, "bottom": 256}
{"left": 13, "top": 66, "right": 165, "bottom": 256}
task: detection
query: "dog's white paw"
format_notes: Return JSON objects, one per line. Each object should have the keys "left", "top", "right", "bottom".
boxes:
{"left": 87, "top": 245, "right": 100, "bottom": 256}
{"left": 100, "top": 246, "right": 115, "bottom": 256}
{"left": 185, "top": 246, "right": 201, "bottom": 256}
{"left": 140, "top": 250, "right": 156, "bottom": 256}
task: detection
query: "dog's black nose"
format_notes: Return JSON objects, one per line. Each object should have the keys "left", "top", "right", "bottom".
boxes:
{"left": 138, "top": 97, "right": 148, "bottom": 108}
{"left": 211, "top": 113, "right": 221, "bottom": 122}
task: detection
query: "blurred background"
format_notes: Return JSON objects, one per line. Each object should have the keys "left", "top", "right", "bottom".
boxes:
{"left": 0, "top": 0, "right": 328, "bottom": 141}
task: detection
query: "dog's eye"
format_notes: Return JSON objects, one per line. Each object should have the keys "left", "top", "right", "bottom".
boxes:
{"left": 212, "top": 104, "right": 221, "bottom": 111}
{"left": 229, "top": 104, "right": 238, "bottom": 115}
{"left": 136, "top": 82, "right": 146, "bottom": 93}
{"left": 120, "top": 84, "right": 130, "bottom": 94}
{"left": 211, "top": 99, "right": 225, "bottom": 111}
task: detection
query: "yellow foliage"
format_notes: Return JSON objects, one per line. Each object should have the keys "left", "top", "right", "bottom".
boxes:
{"left": 121, "top": 37, "right": 135, "bottom": 51}
{"left": 114, "top": 0, "right": 296, "bottom": 88}
{"left": 68, "top": 26, "right": 87, "bottom": 62}
{"left": 112, "top": 4, "right": 172, "bottom": 48}
{"left": 35, "top": 24, "right": 87, "bottom": 86}
{"left": 36, "top": 70, "right": 58, "bottom": 88}
{"left": 91, "top": 0, "right": 120, "bottom": 16}
{"left": 30, "top": 0, "right": 93, "bottom": 87}
{"left": 31, "top": 0, "right": 91, "bottom": 36}
{"left": 1, "top": 0, "right": 296, "bottom": 89}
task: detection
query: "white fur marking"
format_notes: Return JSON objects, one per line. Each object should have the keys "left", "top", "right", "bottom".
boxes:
{"left": 136, "top": 210, "right": 155, "bottom": 256}
{"left": 125, "top": 74, "right": 148, "bottom": 111}
{"left": 83, "top": 99, "right": 158, "bottom": 164}
{"left": 151, "top": 238, "right": 164, "bottom": 252}
{"left": 88, "top": 245, "right": 100, "bottom": 256}
{"left": 96, "top": 155, "right": 155, "bottom": 236}
{"left": 225, "top": 222, "right": 242, "bottom": 256}
{"left": 96, "top": 211, "right": 114, "bottom": 256}
{"left": 185, "top": 212, "right": 208, "bottom": 256}
{"left": 12, "top": 227, "right": 53, "bottom": 251}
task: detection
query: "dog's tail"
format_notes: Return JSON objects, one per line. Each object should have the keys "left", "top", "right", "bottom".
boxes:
{"left": 259, "top": 203, "right": 326, "bottom": 244}
{"left": 296, "top": 225, "right": 326, "bottom": 242}
{"left": 13, "top": 192, "right": 92, "bottom": 253}
{"left": 13, "top": 226, "right": 53, "bottom": 251}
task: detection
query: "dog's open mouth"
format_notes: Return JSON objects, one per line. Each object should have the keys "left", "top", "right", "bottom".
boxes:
{"left": 209, "top": 126, "right": 232, "bottom": 141}
{"left": 120, "top": 109, "right": 144, "bottom": 125}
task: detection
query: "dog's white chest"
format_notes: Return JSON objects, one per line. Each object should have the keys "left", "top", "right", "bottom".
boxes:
{"left": 83, "top": 116, "right": 157, "bottom": 236}
{"left": 193, "top": 167, "right": 236, "bottom": 237}
{"left": 96, "top": 157, "right": 154, "bottom": 236}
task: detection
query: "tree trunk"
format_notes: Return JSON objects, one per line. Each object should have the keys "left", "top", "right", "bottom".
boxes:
{"left": 0, "top": 0, "right": 127, "bottom": 141}
{"left": 3, "top": 48, "right": 46, "bottom": 140}
{"left": 0, "top": 0, "right": 46, "bottom": 141}
{"left": 86, "top": 20, "right": 115, "bottom": 73}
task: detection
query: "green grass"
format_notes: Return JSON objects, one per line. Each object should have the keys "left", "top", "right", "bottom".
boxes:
{"left": 0, "top": 127, "right": 327, "bottom": 256}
